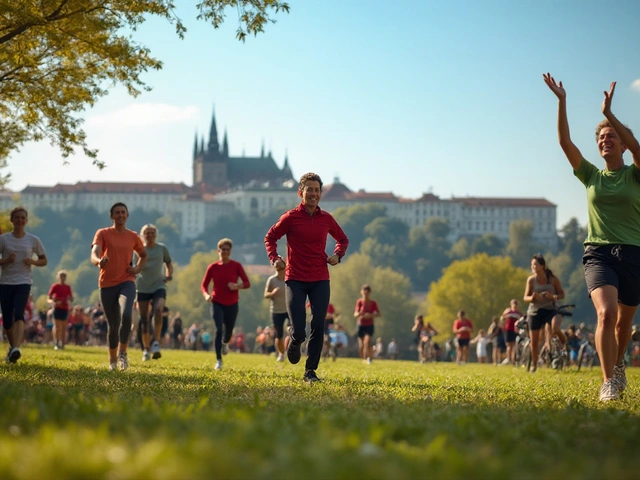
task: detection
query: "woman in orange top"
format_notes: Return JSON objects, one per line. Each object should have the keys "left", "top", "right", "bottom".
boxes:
{"left": 91, "top": 202, "right": 147, "bottom": 371}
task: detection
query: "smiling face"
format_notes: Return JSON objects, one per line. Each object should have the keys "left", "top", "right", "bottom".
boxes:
{"left": 597, "top": 126, "right": 626, "bottom": 161}
{"left": 531, "top": 258, "right": 545, "bottom": 275}
{"left": 299, "top": 180, "right": 322, "bottom": 208}
{"left": 110, "top": 206, "right": 129, "bottom": 226}
{"left": 10, "top": 209, "right": 28, "bottom": 230}
{"left": 143, "top": 227, "right": 157, "bottom": 246}
{"left": 218, "top": 243, "right": 231, "bottom": 262}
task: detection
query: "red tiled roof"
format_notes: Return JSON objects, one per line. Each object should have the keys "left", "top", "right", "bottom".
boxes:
{"left": 449, "top": 197, "right": 556, "bottom": 207}
{"left": 23, "top": 182, "right": 191, "bottom": 195}
{"left": 321, "top": 182, "right": 352, "bottom": 201}
{"left": 344, "top": 191, "right": 397, "bottom": 201}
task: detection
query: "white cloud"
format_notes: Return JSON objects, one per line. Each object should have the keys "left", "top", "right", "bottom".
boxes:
{"left": 632, "top": 79, "right": 640, "bottom": 92}
{"left": 86, "top": 103, "right": 198, "bottom": 128}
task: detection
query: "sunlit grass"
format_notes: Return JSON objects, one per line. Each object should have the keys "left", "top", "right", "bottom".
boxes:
{"left": 0, "top": 345, "right": 638, "bottom": 479}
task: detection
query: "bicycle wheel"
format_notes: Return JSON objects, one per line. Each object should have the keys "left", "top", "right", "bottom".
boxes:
{"left": 523, "top": 343, "right": 532, "bottom": 371}
{"left": 577, "top": 344, "right": 586, "bottom": 372}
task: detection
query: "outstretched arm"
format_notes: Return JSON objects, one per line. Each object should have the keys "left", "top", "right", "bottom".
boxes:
{"left": 543, "top": 73, "right": 584, "bottom": 170}
{"left": 602, "top": 81, "right": 640, "bottom": 169}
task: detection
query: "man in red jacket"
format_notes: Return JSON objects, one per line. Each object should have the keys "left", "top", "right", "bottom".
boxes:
{"left": 265, "top": 172, "right": 349, "bottom": 383}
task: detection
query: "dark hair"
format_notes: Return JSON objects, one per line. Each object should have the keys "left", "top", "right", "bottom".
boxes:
{"left": 458, "top": 310, "right": 465, "bottom": 317}
{"left": 10, "top": 207, "right": 28, "bottom": 220}
{"left": 532, "top": 253, "right": 554, "bottom": 282}
{"left": 298, "top": 172, "right": 323, "bottom": 192}
{"left": 361, "top": 284, "right": 371, "bottom": 292}
{"left": 110, "top": 202, "right": 129, "bottom": 215}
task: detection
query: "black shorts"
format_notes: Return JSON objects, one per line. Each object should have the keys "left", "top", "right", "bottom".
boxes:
{"left": 53, "top": 308, "right": 69, "bottom": 321}
{"left": 583, "top": 244, "right": 640, "bottom": 307}
{"left": 528, "top": 308, "right": 556, "bottom": 331}
{"left": 161, "top": 316, "right": 168, "bottom": 338}
{"left": 271, "top": 312, "right": 289, "bottom": 339}
{"left": 505, "top": 330, "right": 517, "bottom": 343}
{"left": 137, "top": 289, "right": 166, "bottom": 303}
{"left": 457, "top": 338, "right": 470, "bottom": 347}
{"left": 357, "top": 325, "right": 374, "bottom": 338}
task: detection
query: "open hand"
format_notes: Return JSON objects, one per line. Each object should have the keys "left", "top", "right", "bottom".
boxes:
{"left": 543, "top": 73, "right": 566, "bottom": 100}
{"left": 602, "top": 81, "right": 616, "bottom": 115}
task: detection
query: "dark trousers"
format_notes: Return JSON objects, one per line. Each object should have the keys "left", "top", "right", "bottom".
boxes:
{"left": 0, "top": 284, "right": 31, "bottom": 330}
{"left": 211, "top": 302, "right": 239, "bottom": 360}
{"left": 285, "top": 280, "right": 330, "bottom": 371}
{"left": 99, "top": 281, "right": 136, "bottom": 349}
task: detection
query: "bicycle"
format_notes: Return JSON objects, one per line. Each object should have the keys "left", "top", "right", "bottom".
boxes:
{"left": 576, "top": 335, "right": 597, "bottom": 371}
{"left": 513, "top": 317, "right": 532, "bottom": 371}
{"left": 419, "top": 335, "right": 437, "bottom": 363}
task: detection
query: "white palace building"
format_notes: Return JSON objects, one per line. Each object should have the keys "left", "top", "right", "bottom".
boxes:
{"left": 3, "top": 177, "right": 557, "bottom": 248}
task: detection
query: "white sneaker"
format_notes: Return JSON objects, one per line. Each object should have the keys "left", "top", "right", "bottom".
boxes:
{"left": 367, "top": 358, "right": 372, "bottom": 365}
{"left": 599, "top": 379, "right": 620, "bottom": 402}
{"left": 501, "top": 358, "right": 511, "bottom": 365}
{"left": 118, "top": 352, "right": 129, "bottom": 371}
{"left": 214, "top": 360, "right": 223, "bottom": 370}
{"left": 142, "top": 350, "right": 151, "bottom": 362}
{"left": 8, "top": 347, "right": 21, "bottom": 364}
{"left": 276, "top": 354, "right": 285, "bottom": 362}
{"left": 108, "top": 362, "right": 118, "bottom": 372}
{"left": 54, "top": 343, "right": 59, "bottom": 351}
{"left": 151, "top": 341, "right": 161, "bottom": 360}
{"left": 613, "top": 364, "right": 627, "bottom": 393}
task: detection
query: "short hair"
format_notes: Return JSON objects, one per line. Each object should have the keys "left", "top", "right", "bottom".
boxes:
{"left": 595, "top": 120, "right": 633, "bottom": 142}
{"left": 361, "top": 284, "right": 371, "bottom": 292}
{"left": 140, "top": 224, "right": 157, "bottom": 236}
{"left": 458, "top": 310, "right": 465, "bottom": 317}
{"left": 217, "top": 238, "right": 233, "bottom": 249}
{"left": 298, "top": 172, "right": 323, "bottom": 192}
{"left": 10, "top": 207, "right": 27, "bottom": 220}
{"left": 57, "top": 270, "right": 67, "bottom": 277}
{"left": 110, "top": 202, "right": 129, "bottom": 215}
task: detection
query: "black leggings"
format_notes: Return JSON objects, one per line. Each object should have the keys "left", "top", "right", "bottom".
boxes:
{"left": 0, "top": 284, "right": 31, "bottom": 330}
{"left": 285, "top": 280, "right": 330, "bottom": 371}
{"left": 211, "top": 302, "right": 239, "bottom": 360}
{"left": 99, "top": 281, "right": 136, "bottom": 349}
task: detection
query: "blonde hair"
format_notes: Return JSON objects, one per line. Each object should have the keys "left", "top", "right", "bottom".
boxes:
{"left": 140, "top": 224, "right": 157, "bottom": 236}
{"left": 217, "top": 238, "right": 233, "bottom": 249}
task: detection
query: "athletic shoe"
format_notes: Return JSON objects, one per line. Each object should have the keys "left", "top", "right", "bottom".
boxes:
{"left": 529, "top": 366, "right": 537, "bottom": 373}
{"left": 222, "top": 343, "right": 228, "bottom": 356}
{"left": 142, "top": 350, "right": 151, "bottom": 362}
{"left": 613, "top": 364, "right": 627, "bottom": 393}
{"left": 118, "top": 352, "right": 129, "bottom": 371}
{"left": 501, "top": 358, "right": 511, "bottom": 365}
{"left": 599, "top": 379, "right": 620, "bottom": 402}
{"left": 108, "top": 362, "right": 118, "bottom": 372}
{"left": 5, "top": 347, "right": 11, "bottom": 364}
{"left": 54, "top": 342, "right": 59, "bottom": 351}
{"left": 151, "top": 341, "right": 161, "bottom": 360}
{"left": 367, "top": 358, "right": 372, "bottom": 365}
{"left": 8, "top": 348, "right": 21, "bottom": 364}
{"left": 303, "top": 369, "right": 321, "bottom": 383}
{"left": 276, "top": 354, "right": 285, "bottom": 362}
{"left": 287, "top": 339, "right": 302, "bottom": 364}
{"left": 214, "top": 360, "right": 223, "bottom": 370}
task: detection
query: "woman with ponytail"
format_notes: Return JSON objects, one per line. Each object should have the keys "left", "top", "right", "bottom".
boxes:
{"left": 523, "top": 254, "right": 566, "bottom": 372}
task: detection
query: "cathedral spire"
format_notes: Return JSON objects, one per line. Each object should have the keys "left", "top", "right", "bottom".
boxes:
{"left": 200, "top": 135, "right": 205, "bottom": 155}
{"left": 260, "top": 140, "right": 265, "bottom": 158}
{"left": 208, "top": 107, "right": 219, "bottom": 152}
{"left": 282, "top": 149, "right": 293, "bottom": 180}
{"left": 193, "top": 131, "right": 199, "bottom": 159}
{"left": 222, "top": 129, "right": 229, "bottom": 158}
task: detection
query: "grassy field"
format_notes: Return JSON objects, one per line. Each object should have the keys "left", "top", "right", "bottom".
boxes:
{"left": 0, "top": 345, "right": 638, "bottom": 480}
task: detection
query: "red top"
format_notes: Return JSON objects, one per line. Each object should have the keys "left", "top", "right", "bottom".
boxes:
{"left": 68, "top": 311, "right": 84, "bottom": 326}
{"left": 503, "top": 309, "right": 522, "bottom": 332}
{"left": 265, "top": 204, "right": 349, "bottom": 282}
{"left": 453, "top": 318, "right": 474, "bottom": 340}
{"left": 201, "top": 260, "right": 251, "bottom": 306}
{"left": 355, "top": 298, "right": 380, "bottom": 327}
{"left": 48, "top": 283, "right": 73, "bottom": 311}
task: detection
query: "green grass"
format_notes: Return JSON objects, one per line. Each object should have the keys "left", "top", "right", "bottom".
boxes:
{"left": 0, "top": 345, "right": 638, "bottom": 479}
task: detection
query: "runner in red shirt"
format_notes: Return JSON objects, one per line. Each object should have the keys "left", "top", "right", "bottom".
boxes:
{"left": 201, "top": 237, "right": 250, "bottom": 371}
{"left": 265, "top": 172, "right": 349, "bottom": 383}
{"left": 501, "top": 299, "right": 523, "bottom": 365}
{"left": 452, "top": 310, "right": 474, "bottom": 365}
{"left": 354, "top": 284, "right": 380, "bottom": 365}
{"left": 48, "top": 270, "right": 73, "bottom": 350}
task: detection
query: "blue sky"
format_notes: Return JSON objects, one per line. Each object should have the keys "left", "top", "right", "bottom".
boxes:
{"left": 8, "top": 0, "right": 640, "bottom": 227}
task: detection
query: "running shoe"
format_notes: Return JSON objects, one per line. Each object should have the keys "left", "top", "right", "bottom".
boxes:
{"left": 151, "top": 341, "right": 161, "bottom": 360}
{"left": 599, "top": 379, "right": 620, "bottom": 402}
{"left": 118, "top": 352, "right": 129, "bottom": 371}
{"left": 303, "top": 370, "right": 321, "bottom": 383}
{"left": 54, "top": 342, "right": 59, "bottom": 351}
{"left": 287, "top": 339, "right": 302, "bottom": 364}
{"left": 214, "top": 360, "right": 223, "bottom": 370}
{"left": 108, "top": 362, "right": 118, "bottom": 372}
{"left": 8, "top": 348, "right": 21, "bottom": 364}
{"left": 276, "top": 354, "right": 285, "bottom": 362}
{"left": 142, "top": 350, "right": 151, "bottom": 362}
{"left": 367, "top": 358, "right": 372, "bottom": 365}
{"left": 5, "top": 347, "right": 11, "bottom": 364}
{"left": 613, "top": 364, "right": 627, "bottom": 393}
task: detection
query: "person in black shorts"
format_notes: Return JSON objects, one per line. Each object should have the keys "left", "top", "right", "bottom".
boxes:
{"left": 354, "top": 285, "right": 380, "bottom": 365}
{"left": 264, "top": 264, "right": 289, "bottom": 362}
{"left": 544, "top": 74, "right": 640, "bottom": 401}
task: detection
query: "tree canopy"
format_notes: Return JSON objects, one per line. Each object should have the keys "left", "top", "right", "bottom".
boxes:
{"left": 0, "top": 1, "right": 289, "bottom": 164}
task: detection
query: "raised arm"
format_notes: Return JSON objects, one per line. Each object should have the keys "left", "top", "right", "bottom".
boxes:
{"left": 543, "top": 73, "right": 584, "bottom": 170}
{"left": 602, "top": 81, "right": 640, "bottom": 169}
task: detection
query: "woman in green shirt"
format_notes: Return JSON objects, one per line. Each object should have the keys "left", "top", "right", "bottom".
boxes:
{"left": 544, "top": 74, "right": 640, "bottom": 402}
